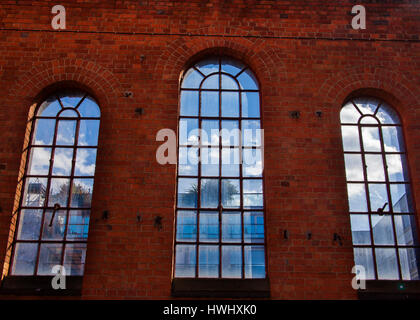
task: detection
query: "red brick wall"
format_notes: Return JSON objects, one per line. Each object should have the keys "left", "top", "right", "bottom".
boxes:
{"left": 0, "top": 0, "right": 419, "bottom": 299}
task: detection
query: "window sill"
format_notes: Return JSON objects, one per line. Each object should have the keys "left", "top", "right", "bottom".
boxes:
{"left": 171, "top": 278, "right": 270, "bottom": 298}
{"left": 0, "top": 276, "right": 83, "bottom": 296}
{"left": 358, "top": 280, "right": 420, "bottom": 300}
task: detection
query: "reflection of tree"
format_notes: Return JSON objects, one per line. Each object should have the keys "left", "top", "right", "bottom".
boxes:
{"left": 182, "top": 180, "right": 238, "bottom": 207}
{"left": 51, "top": 182, "right": 91, "bottom": 212}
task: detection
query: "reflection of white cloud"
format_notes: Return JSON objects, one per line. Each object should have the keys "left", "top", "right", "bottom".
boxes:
{"left": 75, "top": 149, "right": 96, "bottom": 175}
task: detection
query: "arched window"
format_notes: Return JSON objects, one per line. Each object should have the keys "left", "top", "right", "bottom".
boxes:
{"left": 341, "top": 97, "right": 420, "bottom": 280}
{"left": 174, "top": 57, "right": 266, "bottom": 279}
{"left": 8, "top": 90, "right": 100, "bottom": 276}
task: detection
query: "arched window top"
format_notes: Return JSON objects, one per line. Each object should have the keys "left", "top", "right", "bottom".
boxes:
{"left": 341, "top": 97, "right": 400, "bottom": 125}
{"left": 38, "top": 90, "right": 100, "bottom": 118}
{"left": 181, "top": 57, "right": 259, "bottom": 91}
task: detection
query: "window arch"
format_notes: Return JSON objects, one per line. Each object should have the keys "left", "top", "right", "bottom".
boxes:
{"left": 8, "top": 90, "right": 100, "bottom": 276}
{"left": 174, "top": 57, "right": 266, "bottom": 279}
{"left": 341, "top": 97, "right": 420, "bottom": 280}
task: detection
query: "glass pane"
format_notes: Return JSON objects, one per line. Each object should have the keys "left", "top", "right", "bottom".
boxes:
{"left": 12, "top": 243, "right": 38, "bottom": 275}
{"left": 64, "top": 243, "right": 87, "bottom": 276}
{"left": 354, "top": 97, "right": 379, "bottom": 115}
{"left": 33, "top": 119, "right": 55, "bottom": 145}
{"left": 182, "top": 68, "right": 204, "bottom": 88}
{"left": 382, "top": 126, "right": 405, "bottom": 152}
{"left": 222, "top": 212, "right": 241, "bottom": 243}
{"left": 175, "top": 244, "right": 196, "bottom": 277}
{"left": 179, "top": 118, "right": 199, "bottom": 146}
{"left": 177, "top": 178, "right": 198, "bottom": 208}
{"left": 243, "top": 179, "right": 263, "bottom": 209}
{"left": 365, "top": 154, "right": 385, "bottom": 182}
{"left": 394, "top": 215, "right": 419, "bottom": 245}
{"left": 375, "top": 248, "right": 399, "bottom": 280}
{"left": 178, "top": 147, "right": 198, "bottom": 176}
{"left": 48, "top": 178, "right": 70, "bottom": 207}
{"left": 245, "top": 245, "right": 265, "bottom": 278}
{"left": 368, "top": 184, "right": 389, "bottom": 213}
{"left": 78, "top": 120, "right": 100, "bottom": 146}
{"left": 221, "top": 92, "right": 239, "bottom": 117}
{"left": 67, "top": 210, "right": 90, "bottom": 241}
{"left": 221, "top": 148, "right": 240, "bottom": 177}
{"left": 242, "top": 92, "right": 260, "bottom": 118}
{"left": 350, "top": 214, "right": 371, "bottom": 245}
{"left": 195, "top": 58, "right": 219, "bottom": 76}
{"left": 237, "top": 69, "right": 258, "bottom": 90}
{"left": 17, "top": 209, "right": 43, "bottom": 240}
{"left": 341, "top": 126, "right": 360, "bottom": 152}
{"left": 38, "top": 98, "right": 61, "bottom": 117}
{"left": 376, "top": 104, "right": 400, "bottom": 124}
{"left": 221, "top": 120, "right": 240, "bottom": 147}
{"left": 56, "top": 120, "right": 76, "bottom": 145}
{"left": 221, "top": 58, "right": 244, "bottom": 76}
{"left": 77, "top": 96, "right": 100, "bottom": 117}
{"left": 353, "top": 248, "right": 375, "bottom": 280}
{"left": 59, "top": 92, "right": 84, "bottom": 108}
{"left": 22, "top": 178, "right": 47, "bottom": 207}
{"left": 361, "top": 127, "right": 381, "bottom": 152}
{"left": 201, "top": 91, "right": 219, "bottom": 117}
{"left": 243, "top": 148, "right": 263, "bottom": 177}
{"left": 201, "top": 120, "right": 219, "bottom": 146}
{"left": 180, "top": 91, "right": 199, "bottom": 117}
{"left": 75, "top": 148, "right": 97, "bottom": 176}
{"left": 244, "top": 212, "right": 264, "bottom": 243}
{"left": 221, "top": 74, "right": 238, "bottom": 90}
{"left": 360, "top": 116, "right": 378, "bottom": 124}
{"left": 37, "top": 243, "right": 63, "bottom": 275}
{"left": 340, "top": 102, "right": 361, "bottom": 124}
{"left": 399, "top": 248, "right": 420, "bottom": 280}
{"left": 42, "top": 209, "right": 67, "bottom": 240}
{"left": 176, "top": 211, "right": 197, "bottom": 242}
{"left": 222, "top": 246, "right": 242, "bottom": 278}
{"left": 371, "top": 215, "right": 395, "bottom": 245}
{"left": 199, "top": 211, "right": 219, "bottom": 242}
{"left": 71, "top": 179, "right": 94, "bottom": 208}
{"left": 347, "top": 183, "right": 367, "bottom": 212}
{"left": 200, "top": 179, "right": 219, "bottom": 208}
{"left": 386, "top": 154, "right": 408, "bottom": 182}
{"left": 202, "top": 75, "right": 219, "bottom": 89}
{"left": 221, "top": 179, "right": 240, "bottom": 208}
{"left": 199, "top": 245, "right": 219, "bottom": 278}
{"left": 52, "top": 148, "right": 73, "bottom": 176}
{"left": 344, "top": 154, "right": 364, "bottom": 181}
{"left": 390, "top": 184, "right": 413, "bottom": 213}
{"left": 59, "top": 109, "right": 78, "bottom": 118}
{"left": 27, "top": 147, "right": 51, "bottom": 175}
{"left": 242, "top": 120, "right": 261, "bottom": 147}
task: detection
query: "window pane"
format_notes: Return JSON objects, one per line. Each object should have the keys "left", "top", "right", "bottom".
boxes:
{"left": 222, "top": 212, "right": 241, "bottom": 243}
{"left": 394, "top": 215, "right": 419, "bottom": 245}
{"left": 375, "top": 248, "right": 399, "bottom": 280}
{"left": 75, "top": 148, "right": 97, "bottom": 176}
{"left": 377, "top": 104, "right": 400, "bottom": 124}
{"left": 177, "top": 178, "right": 198, "bottom": 208}
{"left": 221, "top": 148, "right": 240, "bottom": 177}
{"left": 221, "top": 179, "right": 240, "bottom": 209}
{"left": 182, "top": 68, "right": 204, "bottom": 88}
{"left": 350, "top": 214, "right": 371, "bottom": 245}
{"left": 52, "top": 148, "right": 73, "bottom": 176}
{"left": 222, "top": 246, "right": 242, "bottom": 278}
{"left": 67, "top": 210, "right": 90, "bottom": 241}
{"left": 27, "top": 148, "right": 52, "bottom": 175}
{"left": 64, "top": 243, "right": 87, "bottom": 276}
{"left": 200, "top": 179, "right": 219, "bottom": 208}
{"left": 38, "top": 98, "right": 61, "bottom": 117}
{"left": 33, "top": 119, "right": 55, "bottom": 145}
{"left": 244, "top": 245, "right": 265, "bottom": 278}
{"left": 178, "top": 147, "right": 198, "bottom": 176}
{"left": 202, "top": 120, "right": 219, "bottom": 146}
{"left": 37, "top": 243, "right": 62, "bottom": 275}
{"left": 243, "top": 148, "right": 263, "bottom": 177}
{"left": 42, "top": 209, "right": 67, "bottom": 240}
{"left": 17, "top": 209, "right": 43, "bottom": 240}
{"left": 71, "top": 179, "right": 94, "bottom": 208}
{"left": 221, "top": 120, "right": 240, "bottom": 146}
{"left": 199, "top": 211, "right": 218, "bottom": 242}
{"left": 202, "top": 75, "right": 219, "bottom": 90}
{"left": 199, "top": 245, "right": 219, "bottom": 278}
{"left": 221, "top": 58, "right": 244, "bottom": 76}
{"left": 221, "top": 74, "right": 238, "bottom": 90}
{"left": 365, "top": 154, "right": 385, "bottom": 182}
{"left": 48, "top": 178, "right": 70, "bottom": 207}
{"left": 390, "top": 184, "right": 413, "bottom": 213}
{"left": 12, "top": 243, "right": 38, "bottom": 275}
{"left": 399, "top": 248, "right": 420, "bottom": 280}
{"left": 179, "top": 118, "right": 199, "bottom": 146}
{"left": 196, "top": 58, "right": 219, "bottom": 76}
{"left": 244, "top": 212, "right": 264, "bottom": 243}
{"left": 242, "top": 92, "right": 260, "bottom": 118}
{"left": 368, "top": 184, "right": 389, "bottom": 213}
{"left": 386, "top": 154, "right": 408, "bottom": 182}
{"left": 353, "top": 248, "right": 375, "bottom": 280}
{"left": 354, "top": 97, "right": 379, "bottom": 115}
{"left": 383, "top": 126, "right": 404, "bottom": 152}
{"left": 56, "top": 120, "right": 76, "bottom": 145}
{"left": 59, "top": 91, "right": 84, "bottom": 108}
{"left": 176, "top": 211, "right": 197, "bottom": 242}
{"left": 22, "top": 178, "right": 47, "bottom": 207}
{"left": 201, "top": 147, "right": 219, "bottom": 177}
{"left": 344, "top": 154, "right": 364, "bottom": 181}
{"left": 243, "top": 179, "right": 263, "bottom": 209}
{"left": 77, "top": 96, "right": 100, "bottom": 117}
{"left": 237, "top": 69, "right": 258, "bottom": 90}
{"left": 341, "top": 126, "right": 360, "bottom": 152}
{"left": 175, "top": 245, "right": 196, "bottom": 277}
{"left": 340, "top": 103, "right": 360, "bottom": 124}
{"left": 180, "top": 91, "right": 199, "bottom": 116}
{"left": 346, "top": 183, "right": 367, "bottom": 212}
{"left": 361, "top": 127, "right": 381, "bottom": 152}
{"left": 78, "top": 120, "right": 100, "bottom": 146}
{"left": 221, "top": 92, "right": 239, "bottom": 117}
{"left": 371, "top": 215, "right": 395, "bottom": 245}
{"left": 242, "top": 120, "right": 261, "bottom": 147}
